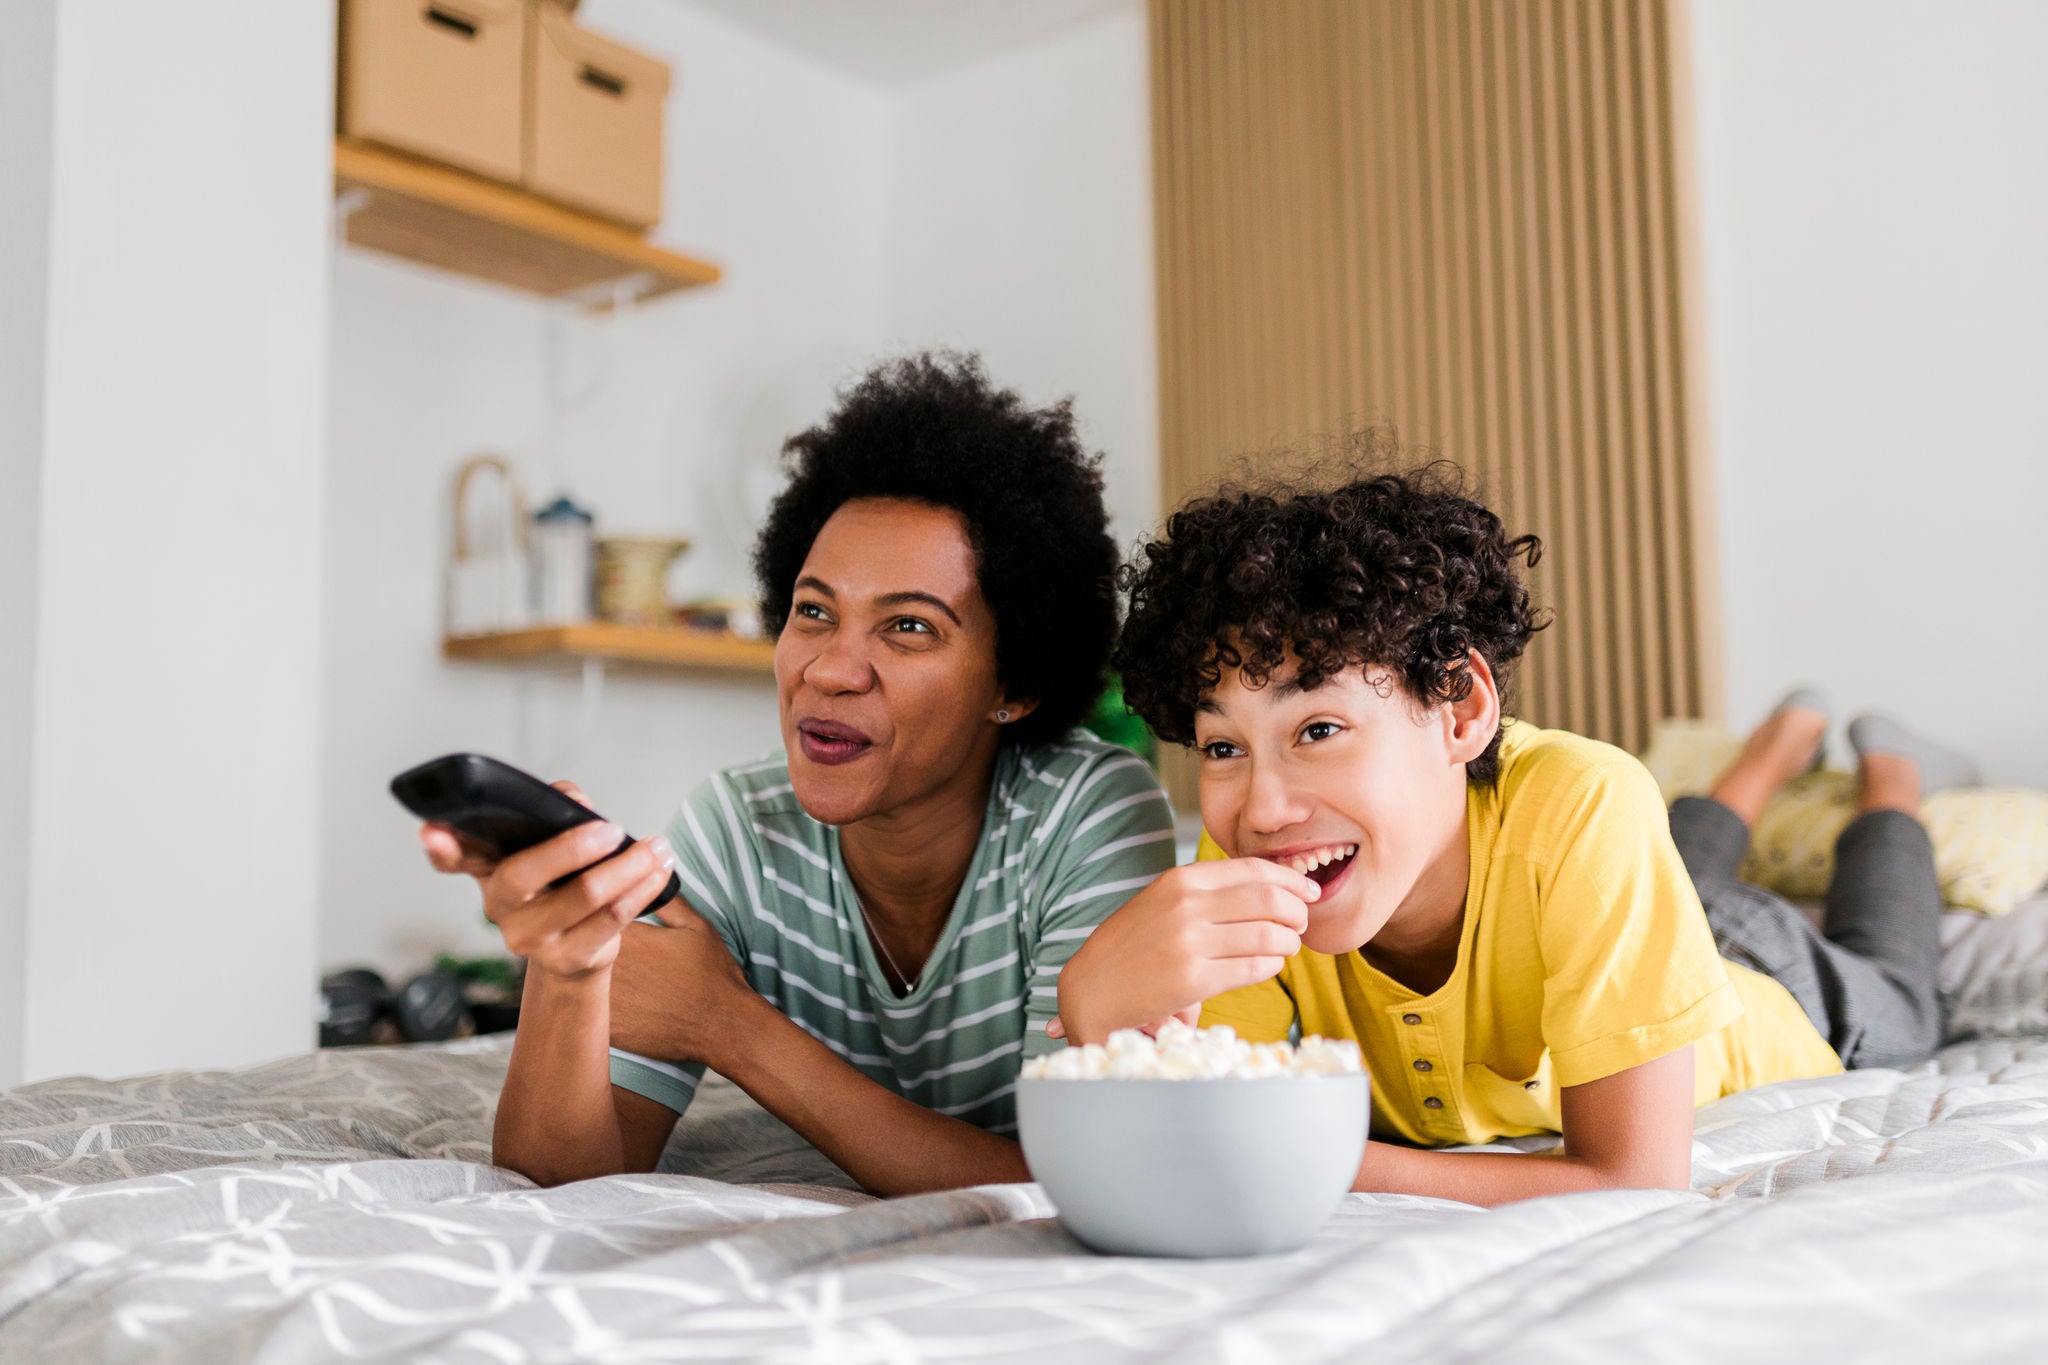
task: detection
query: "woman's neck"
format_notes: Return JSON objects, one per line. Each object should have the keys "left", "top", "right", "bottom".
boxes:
{"left": 839, "top": 740, "right": 1001, "bottom": 971}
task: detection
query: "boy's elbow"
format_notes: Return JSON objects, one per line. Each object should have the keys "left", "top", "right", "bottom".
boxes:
{"left": 1599, "top": 1157, "right": 1691, "bottom": 1193}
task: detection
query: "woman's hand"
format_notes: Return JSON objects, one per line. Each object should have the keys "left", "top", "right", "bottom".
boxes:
{"left": 608, "top": 901, "right": 757, "bottom": 1072}
{"left": 1052, "top": 858, "right": 1321, "bottom": 1045}
{"left": 418, "top": 781, "right": 677, "bottom": 983}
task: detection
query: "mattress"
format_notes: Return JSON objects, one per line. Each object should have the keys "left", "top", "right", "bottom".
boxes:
{"left": 4, "top": 1001, "right": 2047, "bottom": 1363}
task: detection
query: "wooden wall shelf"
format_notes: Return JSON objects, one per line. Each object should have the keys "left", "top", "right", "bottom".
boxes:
{"left": 444, "top": 624, "right": 776, "bottom": 675}
{"left": 333, "top": 139, "right": 722, "bottom": 308}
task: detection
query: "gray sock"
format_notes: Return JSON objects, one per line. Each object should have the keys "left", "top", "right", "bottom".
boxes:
{"left": 1848, "top": 715, "right": 1982, "bottom": 793}
{"left": 1774, "top": 686, "right": 1830, "bottom": 719}
{"left": 1772, "top": 687, "right": 1831, "bottom": 772}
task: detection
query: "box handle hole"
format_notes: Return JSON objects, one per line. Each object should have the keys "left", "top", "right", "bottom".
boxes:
{"left": 424, "top": 7, "right": 479, "bottom": 39}
{"left": 579, "top": 65, "right": 628, "bottom": 98}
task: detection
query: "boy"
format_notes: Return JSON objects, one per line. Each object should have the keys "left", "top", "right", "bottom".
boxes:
{"left": 1055, "top": 465, "right": 1952, "bottom": 1205}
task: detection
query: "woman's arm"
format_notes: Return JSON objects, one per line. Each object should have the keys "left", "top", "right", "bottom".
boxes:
{"left": 419, "top": 791, "right": 679, "bottom": 1187}
{"left": 718, "top": 994, "right": 1030, "bottom": 1195}
{"left": 1354, "top": 1047, "right": 1697, "bottom": 1207}
{"left": 608, "top": 916, "right": 1028, "bottom": 1195}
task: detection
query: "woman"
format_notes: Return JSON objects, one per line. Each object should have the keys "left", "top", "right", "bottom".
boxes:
{"left": 419, "top": 354, "right": 1174, "bottom": 1193}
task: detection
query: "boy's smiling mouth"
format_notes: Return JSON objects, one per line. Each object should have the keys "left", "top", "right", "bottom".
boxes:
{"left": 1263, "top": 842, "right": 1359, "bottom": 889}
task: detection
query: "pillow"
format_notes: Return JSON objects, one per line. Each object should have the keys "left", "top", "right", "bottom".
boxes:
{"left": 1640, "top": 719, "right": 2048, "bottom": 916}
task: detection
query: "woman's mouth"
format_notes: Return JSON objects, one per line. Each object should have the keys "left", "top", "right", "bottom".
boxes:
{"left": 797, "top": 719, "right": 876, "bottom": 767}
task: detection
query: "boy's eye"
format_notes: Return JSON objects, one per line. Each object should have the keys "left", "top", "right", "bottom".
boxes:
{"left": 1300, "top": 721, "right": 1342, "bottom": 744}
{"left": 1199, "top": 740, "right": 1243, "bottom": 760}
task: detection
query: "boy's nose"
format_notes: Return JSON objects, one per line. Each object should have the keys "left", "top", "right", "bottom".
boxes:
{"left": 1241, "top": 758, "right": 1310, "bottom": 832}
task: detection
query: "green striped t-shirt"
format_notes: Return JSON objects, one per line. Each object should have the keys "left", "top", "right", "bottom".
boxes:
{"left": 608, "top": 731, "right": 1175, "bottom": 1134}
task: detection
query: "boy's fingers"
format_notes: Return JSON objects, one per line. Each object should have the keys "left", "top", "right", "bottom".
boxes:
{"left": 1203, "top": 881, "right": 1313, "bottom": 933}
{"left": 1207, "top": 955, "right": 1290, "bottom": 994}
{"left": 1045, "top": 1017, "right": 1067, "bottom": 1039}
{"left": 1209, "top": 919, "right": 1303, "bottom": 960}
{"left": 1193, "top": 855, "right": 1322, "bottom": 904}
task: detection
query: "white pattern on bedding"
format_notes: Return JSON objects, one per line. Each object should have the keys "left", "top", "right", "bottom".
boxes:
{"left": 1, "top": 1029, "right": 2045, "bottom": 1361}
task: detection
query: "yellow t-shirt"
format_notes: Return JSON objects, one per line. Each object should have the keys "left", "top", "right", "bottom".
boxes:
{"left": 1199, "top": 722, "right": 1842, "bottom": 1147}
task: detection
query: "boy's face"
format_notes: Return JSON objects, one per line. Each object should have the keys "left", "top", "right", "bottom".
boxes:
{"left": 1194, "top": 658, "right": 1487, "bottom": 955}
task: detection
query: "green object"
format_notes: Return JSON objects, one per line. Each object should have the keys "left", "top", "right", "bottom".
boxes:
{"left": 434, "top": 954, "right": 520, "bottom": 989}
{"left": 1082, "top": 679, "right": 1156, "bottom": 763}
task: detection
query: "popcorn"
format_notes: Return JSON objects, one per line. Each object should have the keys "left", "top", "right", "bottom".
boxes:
{"left": 1021, "top": 1022, "right": 1363, "bottom": 1081}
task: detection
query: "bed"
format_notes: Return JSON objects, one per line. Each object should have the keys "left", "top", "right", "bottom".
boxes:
{"left": 6, "top": 896, "right": 2048, "bottom": 1363}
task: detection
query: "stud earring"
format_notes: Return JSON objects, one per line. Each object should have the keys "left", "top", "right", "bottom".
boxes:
{"left": 997, "top": 709, "right": 1012, "bottom": 723}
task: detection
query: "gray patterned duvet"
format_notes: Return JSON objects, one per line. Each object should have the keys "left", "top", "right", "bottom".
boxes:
{"left": 4, "top": 1022, "right": 2048, "bottom": 1363}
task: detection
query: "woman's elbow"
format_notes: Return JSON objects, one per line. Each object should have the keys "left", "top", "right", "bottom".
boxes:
{"left": 491, "top": 1136, "right": 630, "bottom": 1188}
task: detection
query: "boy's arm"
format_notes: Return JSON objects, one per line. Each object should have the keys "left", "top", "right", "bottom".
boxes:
{"left": 1354, "top": 1046, "right": 1696, "bottom": 1206}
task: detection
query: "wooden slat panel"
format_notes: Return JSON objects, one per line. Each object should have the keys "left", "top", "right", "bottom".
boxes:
{"left": 1147, "top": 0, "right": 1717, "bottom": 793}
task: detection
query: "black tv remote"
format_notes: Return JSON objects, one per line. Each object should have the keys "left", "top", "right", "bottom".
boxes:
{"left": 391, "top": 753, "right": 681, "bottom": 912}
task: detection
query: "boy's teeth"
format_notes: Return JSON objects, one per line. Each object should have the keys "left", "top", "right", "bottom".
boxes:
{"left": 1284, "top": 843, "right": 1357, "bottom": 874}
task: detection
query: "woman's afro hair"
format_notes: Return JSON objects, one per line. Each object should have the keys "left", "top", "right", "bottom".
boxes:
{"left": 1114, "top": 449, "right": 1547, "bottom": 785}
{"left": 753, "top": 352, "right": 1118, "bottom": 749}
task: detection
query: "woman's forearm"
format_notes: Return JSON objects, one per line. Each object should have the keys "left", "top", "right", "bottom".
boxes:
{"left": 494, "top": 970, "right": 628, "bottom": 1185}
{"left": 718, "top": 995, "right": 1031, "bottom": 1196}
{"left": 1356, "top": 1141, "right": 1691, "bottom": 1207}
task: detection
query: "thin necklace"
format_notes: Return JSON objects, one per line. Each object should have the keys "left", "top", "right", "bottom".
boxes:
{"left": 854, "top": 891, "right": 918, "bottom": 993}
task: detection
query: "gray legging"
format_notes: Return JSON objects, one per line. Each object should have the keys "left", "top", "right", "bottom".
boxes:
{"left": 1669, "top": 796, "right": 1945, "bottom": 1069}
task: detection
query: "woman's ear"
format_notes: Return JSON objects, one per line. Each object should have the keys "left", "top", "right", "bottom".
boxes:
{"left": 989, "top": 695, "right": 1041, "bottom": 727}
{"left": 1444, "top": 649, "right": 1501, "bottom": 766}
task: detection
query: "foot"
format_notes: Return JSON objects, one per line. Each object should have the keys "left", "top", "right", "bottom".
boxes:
{"left": 1709, "top": 691, "right": 1831, "bottom": 826}
{"left": 1848, "top": 715, "right": 1982, "bottom": 794}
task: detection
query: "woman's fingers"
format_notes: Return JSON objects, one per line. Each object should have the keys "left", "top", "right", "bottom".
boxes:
{"left": 497, "top": 843, "right": 663, "bottom": 961}
{"left": 552, "top": 780, "right": 595, "bottom": 810}
{"left": 490, "top": 821, "right": 627, "bottom": 910}
{"left": 419, "top": 824, "right": 499, "bottom": 878}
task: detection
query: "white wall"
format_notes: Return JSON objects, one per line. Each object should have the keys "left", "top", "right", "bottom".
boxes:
{"left": 0, "top": 0, "right": 332, "bottom": 1085}
{"left": 0, "top": 0, "right": 59, "bottom": 1088}
{"left": 1692, "top": 0, "right": 2048, "bottom": 782}
{"left": 887, "top": 5, "right": 1159, "bottom": 547}
{"left": 322, "top": 0, "right": 894, "bottom": 975}
{"left": 323, "top": 1, "right": 1160, "bottom": 978}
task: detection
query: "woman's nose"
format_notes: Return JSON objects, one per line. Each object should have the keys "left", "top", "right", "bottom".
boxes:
{"left": 803, "top": 629, "right": 875, "bottom": 694}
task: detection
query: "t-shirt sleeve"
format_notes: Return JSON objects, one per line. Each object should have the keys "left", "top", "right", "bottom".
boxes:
{"left": 1199, "top": 978, "right": 1298, "bottom": 1043}
{"left": 1533, "top": 753, "right": 1744, "bottom": 1088}
{"left": 1021, "top": 749, "right": 1177, "bottom": 1060}
{"left": 607, "top": 774, "right": 753, "bottom": 1117}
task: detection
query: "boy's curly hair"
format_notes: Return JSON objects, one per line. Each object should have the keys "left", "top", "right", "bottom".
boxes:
{"left": 1113, "top": 451, "right": 1547, "bottom": 784}
{"left": 754, "top": 352, "right": 1118, "bottom": 749}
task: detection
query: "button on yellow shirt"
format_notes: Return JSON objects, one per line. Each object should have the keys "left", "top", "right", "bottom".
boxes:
{"left": 1199, "top": 722, "right": 1842, "bottom": 1147}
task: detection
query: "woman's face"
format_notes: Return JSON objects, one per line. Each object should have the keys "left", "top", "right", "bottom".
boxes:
{"left": 776, "top": 497, "right": 1021, "bottom": 827}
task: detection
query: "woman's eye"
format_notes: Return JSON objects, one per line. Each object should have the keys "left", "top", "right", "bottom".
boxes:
{"left": 1300, "top": 721, "right": 1342, "bottom": 744}
{"left": 794, "top": 601, "right": 829, "bottom": 622}
{"left": 890, "top": 617, "right": 933, "bottom": 635}
{"left": 1199, "top": 740, "right": 1242, "bottom": 761}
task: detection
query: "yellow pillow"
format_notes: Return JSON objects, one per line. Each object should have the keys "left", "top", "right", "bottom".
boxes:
{"left": 1640, "top": 719, "right": 2048, "bottom": 916}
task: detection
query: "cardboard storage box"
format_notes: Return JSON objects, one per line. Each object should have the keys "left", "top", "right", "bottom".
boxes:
{"left": 526, "top": 2, "right": 670, "bottom": 229}
{"left": 339, "top": 0, "right": 527, "bottom": 183}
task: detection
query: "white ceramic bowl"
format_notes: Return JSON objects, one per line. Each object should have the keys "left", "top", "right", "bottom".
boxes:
{"left": 1017, "top": 1073, "right": 1370, "bottom": 1257}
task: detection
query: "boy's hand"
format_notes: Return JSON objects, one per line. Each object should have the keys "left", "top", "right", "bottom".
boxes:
{"left": 1052, "top": 859, "right": 1320, "bottom": 1045}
